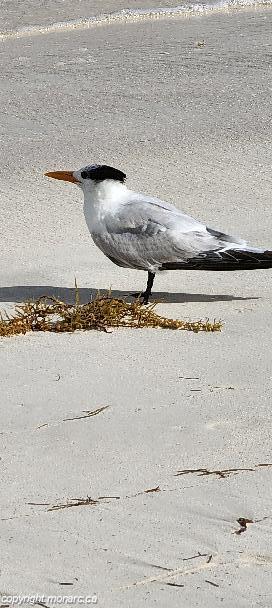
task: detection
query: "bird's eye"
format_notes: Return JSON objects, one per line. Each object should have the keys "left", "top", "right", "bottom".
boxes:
{"left": 81, "top": 171, "right": 88, "bottom": 179}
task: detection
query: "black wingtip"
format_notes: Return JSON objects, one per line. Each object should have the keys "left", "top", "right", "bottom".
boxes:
{"left": 161, "top": 249, "right": 272, "bottom": 272}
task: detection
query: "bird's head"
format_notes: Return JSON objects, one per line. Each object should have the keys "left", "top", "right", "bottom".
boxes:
{"left": 45, "top": 164, "right": 126, "bottom": 194}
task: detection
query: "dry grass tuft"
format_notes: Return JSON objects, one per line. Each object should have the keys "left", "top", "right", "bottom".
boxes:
{"left": 0, "top": 291, "right": 222, "bottom": 337}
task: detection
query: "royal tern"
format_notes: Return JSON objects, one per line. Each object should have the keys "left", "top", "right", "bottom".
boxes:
{"left": 45, "top": 164, "right": 272, "bottom": 303}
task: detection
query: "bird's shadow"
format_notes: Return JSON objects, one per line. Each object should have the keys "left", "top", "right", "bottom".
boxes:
{"left": 0, "top": 285, "right": 258, "bottom": 304}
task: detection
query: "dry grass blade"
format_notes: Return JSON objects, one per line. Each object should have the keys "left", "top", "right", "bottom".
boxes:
{"left": 175, "top": 463, "right": 272, "bottom": 479}
{"left": 0, "top": 293, "right": 222, "bottom": 337}
{"left": 63, "top": 405, "right": 109, "bottom": 422}
{"left": 47, "top": 493, "right": 120, "bottom": 511}
{"left": 48, "top": 496, "right": 98, "bottom": 511}
{"left": 144, "top": 486, "right": 160, "bottom": 494}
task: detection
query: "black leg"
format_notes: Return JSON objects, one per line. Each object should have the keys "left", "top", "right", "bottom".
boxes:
{"left": 143, "top": 272, "right": 155, "bottom": 304}
{"left": 131, "top": 271, "right": 155, "bottom": 304}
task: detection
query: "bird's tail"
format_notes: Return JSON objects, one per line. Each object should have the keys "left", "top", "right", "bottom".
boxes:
{"left": 161, "top": 248, "right": 272, "bottom": 272}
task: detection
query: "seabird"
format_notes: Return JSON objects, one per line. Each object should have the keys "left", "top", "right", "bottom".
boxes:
{"left": 45, "top": 163, "right": 272, "bottom": 303}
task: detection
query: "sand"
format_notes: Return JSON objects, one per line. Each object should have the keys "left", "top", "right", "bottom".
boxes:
{"left": 1, "top": 2, "right": 272, "bottom": 606}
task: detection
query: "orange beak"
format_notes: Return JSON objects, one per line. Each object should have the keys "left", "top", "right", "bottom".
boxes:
{"left": 44, "top": 171, "right": 79, "bottom": 184}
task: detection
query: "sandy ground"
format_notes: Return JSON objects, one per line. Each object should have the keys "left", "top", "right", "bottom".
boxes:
{"left": 1, "top": 2, "right": 272, "bottom": 607}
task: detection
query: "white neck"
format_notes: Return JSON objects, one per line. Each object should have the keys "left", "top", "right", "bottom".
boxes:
{"left": 83, "top": 179, "right": 128, "bottom": 205}
{"left": 82, "top": 179, "right": 129, "bottom": 233}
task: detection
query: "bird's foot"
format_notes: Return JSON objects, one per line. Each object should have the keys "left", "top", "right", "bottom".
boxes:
{"left": 131, "top": 291, "right": 151, "bottom": 305}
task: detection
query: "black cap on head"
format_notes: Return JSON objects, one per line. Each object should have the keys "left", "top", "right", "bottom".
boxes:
{"left": 81, "top": 164, "right": 126, "bottom": 183}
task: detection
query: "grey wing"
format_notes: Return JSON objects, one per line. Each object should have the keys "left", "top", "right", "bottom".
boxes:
{"left": 93, "top": 196, "right": 247, "bottom": 271}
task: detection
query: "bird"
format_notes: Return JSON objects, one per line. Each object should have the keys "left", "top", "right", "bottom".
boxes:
{"left": 45, "top": 163, "right": 272, "bottom": 304}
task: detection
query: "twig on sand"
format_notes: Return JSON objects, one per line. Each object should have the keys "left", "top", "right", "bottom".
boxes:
{"left": 47, "top": 494, "right": 120, "bottom": 511}
{"left": 179, "top": 376, "right": 200, "bottom": 380}
{"left": 97, "top": 496, "right": 120, "bottom": 500}
{"left": 27, "top": 502, "right": 50, "bottom": 506}
{"left": 175, "top": 463, "right": 272, "bottom": 479}
{"left": 182, "top": 551, "right": 209, "bottom": 561}
{"left": 144, "top": 486, "right": 160, "bottom": 494}
{"left": 205, "top": 579, "right": 219, "bottom": 588}
{"left": 126, "top": 486, "right": 161, "bottom": 499}
{"left": 166, "top": 582, "right": 184, "bottom": 587}
{"left": 36, "top": 405, "right": 110, "bottom": 430}
{"left": 63, "top": 405, "right": 110, "bottom": 422}
{"left": 48, "top": 496, "right": 98, "bottom": 511}
{"left": 58, "top": 582, "right": 74, "bottom": 586}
